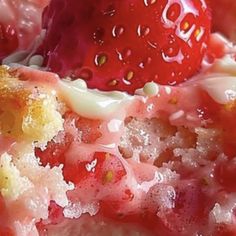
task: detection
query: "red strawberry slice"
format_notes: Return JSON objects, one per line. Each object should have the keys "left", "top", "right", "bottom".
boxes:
{"left": 64, "top": 151, "right": 127, "bottom": 184}
{"left": 39, "top": 0, "right": 211, "bottom": 94}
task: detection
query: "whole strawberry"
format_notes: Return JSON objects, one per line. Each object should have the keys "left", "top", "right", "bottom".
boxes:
{"left": 40, "top": 0, "right": 211, "bottom": 94}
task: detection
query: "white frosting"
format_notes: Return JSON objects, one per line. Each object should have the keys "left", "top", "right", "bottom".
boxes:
{"left": 143, "top": 82, "right": 160, "bottom": 96}
{"left": 207, "top": 55, "right": 236, "bottom": 75}
{"left": 169, "top": 110, "right": 185, "bottom": 121}
{"left": 200, "top": 75, "right": 236, "bottom": 104}
{"left": 28, "top": 55, "right": 44, "bottom": 67}
{"left": 199, "top": 55, "right": 236, "bottom": 104}
{"left": 59, "top": 79, "right": 134, "bottom": 120}
{"left": 107, "top": 119, "right": 123, "bottom": 133}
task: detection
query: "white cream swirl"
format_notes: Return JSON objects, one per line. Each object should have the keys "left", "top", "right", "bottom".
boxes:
{"left": 59, "top": 79, "right": 134, "bottom": 120}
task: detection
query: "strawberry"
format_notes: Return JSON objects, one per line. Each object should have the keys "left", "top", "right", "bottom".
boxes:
{"left": 64, "top": 152, "right": 127, "bottom": 184}
{"left": 39, "top": 0, "right": 211, "bottom": 94}
{"left": 0, "top": 0, "right": 50, "bottom": 61}
{"left": 207, "top": 0, "right": 236, "bottom": 41}
{"left": 0, "top": 23, "right": 18, "bottom": 60}
{"left": 215, "top": 158, "right": 236, "bottom": 192}
{"left": 0, "top": 227, "right": 14, "bottom": 236}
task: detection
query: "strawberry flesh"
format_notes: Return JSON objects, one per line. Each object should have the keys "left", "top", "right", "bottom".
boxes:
{"left": 0, "top": 0, "right": 50, "bottom": 61}
{"left": 207, "top": 0, "right": 236, "bottom": 41}
{"left": 0, "top": 23, "right": 18, "bottom": 61}
{"left": 39, "top": 0, "right": 211, "bottom": 94}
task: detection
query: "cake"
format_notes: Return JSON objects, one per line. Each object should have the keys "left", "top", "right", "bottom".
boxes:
{"left": 0, "top": 0, "right": 236, "bottom": 235}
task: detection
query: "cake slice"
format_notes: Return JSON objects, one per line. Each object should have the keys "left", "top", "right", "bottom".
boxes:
{"left": 0, "top": 66, "right": 72, "bottom": 236}
{"left": 1, "top": 49, "right": 236, "bottom": 235}
{"left": 1, "top": 0, "right": 236, "bottom": 235}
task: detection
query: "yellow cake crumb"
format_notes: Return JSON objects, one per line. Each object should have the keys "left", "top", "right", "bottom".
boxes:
{"left": 0, "top": 66, "right": 63, "bottom": 144}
